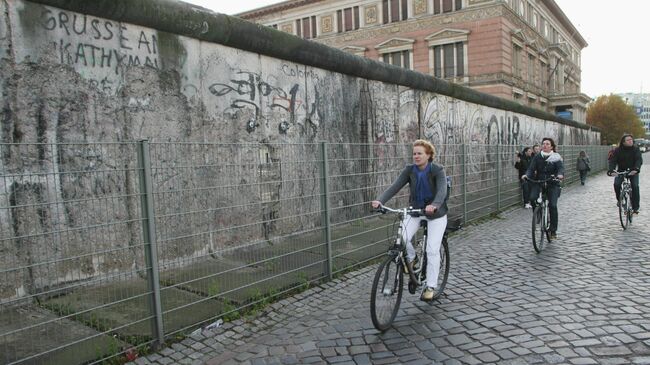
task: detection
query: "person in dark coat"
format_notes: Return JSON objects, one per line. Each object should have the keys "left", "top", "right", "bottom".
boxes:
{"left": 523, "top": 137, "right": 565, "bottom": 239}
{"left": 607, "top": 134, "right": 643, "bottom": 213}
{"left": 515, "top": 147, "right": 534, "bottom": 208}
{"left": 576, "top": 150, "right": 591, "bottom": 185}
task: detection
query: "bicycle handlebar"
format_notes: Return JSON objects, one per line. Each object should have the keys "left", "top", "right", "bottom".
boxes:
{"left": 526, "top": 176, "right": 561, "bottom": 184}
{"left": 374, "top": 204, "right": 425, "bottom": 216}
{"left": 374, "top": 204, "right": 463, "bottom": 231}
{"left": 611, "top": 169, "right": 633, "bottom": 177}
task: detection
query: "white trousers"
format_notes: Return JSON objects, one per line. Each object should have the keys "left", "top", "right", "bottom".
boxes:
{"left": 401, "top": 214, "right": 447, "bottom": 288}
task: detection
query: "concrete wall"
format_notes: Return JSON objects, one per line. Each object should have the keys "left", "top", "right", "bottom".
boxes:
{"left": 0, "top": 0, "right": 599, "bottom": 302}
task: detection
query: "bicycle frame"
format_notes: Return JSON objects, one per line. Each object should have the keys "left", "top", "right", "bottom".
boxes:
{"left": 527, "top": 176, "right": 559, "bottom": 252}
{"left": 379, "top": 206, "right": 427, "bottom": 285}
{"left": 613, "top": 170, "right": 634, "bottom": 229}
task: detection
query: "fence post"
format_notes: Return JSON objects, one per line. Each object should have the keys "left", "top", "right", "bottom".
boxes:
{"left": 462, "top": 144, "right": 468, "bottom": 223}
{"left": 137, "top": 140, "right": 165, "bottom": 349}
{"left": 496, "top": 144, "right": 501, "bottom": 211}
{"left": 319, "top": 141, "right": 333, "bottom": 281}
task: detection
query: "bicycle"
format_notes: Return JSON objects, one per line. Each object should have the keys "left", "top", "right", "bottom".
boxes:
{"left": 527, "top": 176, "right": 560, "bottom": 253}
{"left": 369, "top": 204, "right": 460, "bottom": 331}
{"left": 613, "top": 170, "right": 634, "bottom": 230}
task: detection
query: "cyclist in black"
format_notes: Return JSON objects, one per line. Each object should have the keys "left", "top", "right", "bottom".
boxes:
{"left": 522, "top": 137, "right": 564, "bottom": 239}
{"left": 371, "top": 139, "right": 448, "bottom": 302}
{"left": 607, "top": 134, "right": 643, "bottom": 214}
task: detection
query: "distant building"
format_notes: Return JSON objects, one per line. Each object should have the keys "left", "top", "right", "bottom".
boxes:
{"left": 239, "top": 0, "right": 591, "bottom": 123}
{"left": 619, "top": 93, "right": 650, "bottom": 138}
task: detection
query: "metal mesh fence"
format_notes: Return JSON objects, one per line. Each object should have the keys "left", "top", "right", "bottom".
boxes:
{"left": 0, "top": 141, "right": 612, "bottom": 364}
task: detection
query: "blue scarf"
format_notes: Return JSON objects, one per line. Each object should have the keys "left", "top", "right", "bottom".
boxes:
{"left": 413, "top": 164, "right": 433, "bottom": 208}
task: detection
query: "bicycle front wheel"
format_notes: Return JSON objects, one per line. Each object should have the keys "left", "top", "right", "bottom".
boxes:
{"left": 370, "top": 256, "right": 404, "bottom": 331}
{"left": 626, "top": 191, "right": 634, "bottom": 225}
{"left": 532, "top": 205, "right": 545, "bottom": 253}
{"left": 619, "top": 190, "right": 628, "bottom": 230}
{"left": 543, "top": 205, "right": 551, "bottom": 242}
{"left": 432, "top": 239, "right": 450, "bottom": 300}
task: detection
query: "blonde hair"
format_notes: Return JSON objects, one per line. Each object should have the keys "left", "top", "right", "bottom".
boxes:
{"left": 413, "top": 139, "right": 436, "bottom": 162}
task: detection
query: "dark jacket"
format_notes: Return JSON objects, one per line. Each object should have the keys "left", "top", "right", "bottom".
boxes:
{"left": 576, "top": 156, "right": 590, "bottom": 171}
{"left": 525, "top": 152, "right": 565, "bottom": 183}
{"left": 608, "top": 146, "right": 643, "bottom": 173}
{"left": 515, "top": 154, "right": 532, "bottom": 177}
{"left": 376, "top": 163, "right": 448, "bottom": 219}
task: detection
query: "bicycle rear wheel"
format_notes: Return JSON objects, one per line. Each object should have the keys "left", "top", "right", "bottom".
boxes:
{"left": 432, "top": 239, "right": 450, "bottom": 300}
{"left": 532, "top": 205, "right": 545, "bottom": 253}
{"left": 619, "top": 190, "right": 628, "bottom": 230}
{"left": 370, "top": 256, "right": 404, "bottom": 331}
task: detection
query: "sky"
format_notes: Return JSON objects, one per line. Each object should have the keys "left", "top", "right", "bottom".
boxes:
{"left": 181, "top": 0, "right": 650, "bottom": 99}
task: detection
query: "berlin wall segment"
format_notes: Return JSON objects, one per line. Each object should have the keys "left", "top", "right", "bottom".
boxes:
{"left": 0, "top": 0, "right": 599, "bottom": 302}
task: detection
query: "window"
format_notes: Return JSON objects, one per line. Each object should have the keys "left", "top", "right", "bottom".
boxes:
{"left": 382, "top": 50, "right": 411, "bottom": 69}
{"left": 528, "top": 54, "right": 535, "bottom": 84}
{"left": 383, "top": 0, "right": 407, "bottom": 23}
{"left": 518, "top": 0, "right": 525, "bottom": 16}
{"left": 344, "top": 8, "right": 353, "bottom": 31}
{"left": 540, "top": 18, "right": 548, "bottom": 38}
{"left": 512, "top": 44, "right": 522, "bottom": 78}
{"left": 295, "top": 18, "right": 317, "bottom": 39}
{"left": 432, "top": 42, "right": 465, "bottom": 78}
{"left": 338, "top": 7, "right": 360, "bottom": 32}
{"left": 376, "top": 37, "right": 414, "bottom": 69}
{"left": 426, "top": 29, "right": 469, "bottom": 79}
{"left": 539, "top": 59, "right": 547, "bottom": 90}
{"left": 433, "top": 0, "right": 462, "bottom": 14}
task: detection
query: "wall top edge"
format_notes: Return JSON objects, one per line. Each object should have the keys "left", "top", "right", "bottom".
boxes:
{"left": 23, "top": 0, "right": 596, "bottom": 132}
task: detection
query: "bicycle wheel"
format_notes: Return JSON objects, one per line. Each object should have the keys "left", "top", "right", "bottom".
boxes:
{"left": 432, "top": 239, "right": 450, "bottom": 300}
{"left": 626, "top": 191, "right": 634, "bottom": 225}
{"left": 370, "top": 256, "right": 404, "bottom": 331}
{"left": 532, "top": 205, "right": 544, "bottom": 253}
{"left": 543, "top": 204, "right": 551, "bottom": 242}
{"left": 619, "top": 189, "right": 628, "bottom": 230}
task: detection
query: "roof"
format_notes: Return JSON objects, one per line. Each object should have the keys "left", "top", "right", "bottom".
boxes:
{"left": 237, "top": 0, "right": 326, "bottom": 19}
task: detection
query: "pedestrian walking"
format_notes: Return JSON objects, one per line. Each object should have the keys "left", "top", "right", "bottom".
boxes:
{"left": 576, "top": 150, "right": 591, "bottom": 185}
{"left": 515, "top": 147, "right": 534, "bottom": 208}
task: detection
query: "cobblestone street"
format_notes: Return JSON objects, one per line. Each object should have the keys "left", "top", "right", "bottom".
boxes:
{"left": 135, "top": 171, "right": 650, "bottom": 365}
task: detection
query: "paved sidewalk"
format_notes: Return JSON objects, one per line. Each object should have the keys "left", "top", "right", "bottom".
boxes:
{"left": 133, "top": 171, "right": 650, "bottom": 365}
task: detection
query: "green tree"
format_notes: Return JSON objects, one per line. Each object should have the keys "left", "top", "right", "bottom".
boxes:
{"left": 586, "top": 94, "right": 645, "bottom": 145}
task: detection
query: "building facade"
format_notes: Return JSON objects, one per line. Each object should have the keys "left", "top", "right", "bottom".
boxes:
{"left": 619, "top": 93, "right": 650, "bottom": 138}
{"left": 239, "top": 0, "right": 591, "bottom": 123}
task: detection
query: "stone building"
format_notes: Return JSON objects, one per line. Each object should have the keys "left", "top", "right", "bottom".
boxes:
{"left": 239, "top": 0, "right": 591, "bottom": 123}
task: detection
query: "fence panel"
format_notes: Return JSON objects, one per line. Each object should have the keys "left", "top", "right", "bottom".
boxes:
{"left": 0, "top": 141, "right": 612, "bottom": 364}
{"left": 0, "top": 142, "right": 154, "bottom": 365}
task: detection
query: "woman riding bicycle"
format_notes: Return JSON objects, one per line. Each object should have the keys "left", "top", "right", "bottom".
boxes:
{"left": 607, "top": 134, "right": 643, "bottom": 214}
{"left": 371, "top": 139, "right": 448, "bottom": 302}
{"left": 522, "top": 137, "right": 564, "bottom": 239}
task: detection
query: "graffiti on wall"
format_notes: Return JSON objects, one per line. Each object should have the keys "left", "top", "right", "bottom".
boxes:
{"left": 207, "top": 63, "right": 323, "bottom": 138}
{"left": 39, "top": 8, "right": 160, "bottom": 73}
